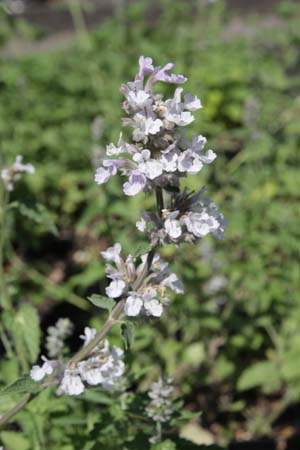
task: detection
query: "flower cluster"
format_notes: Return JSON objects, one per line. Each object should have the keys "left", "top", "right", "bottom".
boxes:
{"left": 146, "top": 377, "right": 174, "bottom": 424}
{"left": 0, "top": 155, "right": 35, "bottom": 192}
{"left": 101, "top": 243, "right": 184, "bottom": 318}
{"left": 30, "top": 328, "right": 125, "bottom": 396}
{"left": 95, "top": 56, "right": 216, "bottom": 196}
{"left": 137, "top": 188, "right": 226, "bottom": 246}
{"left": 46, "top": 318, "right": 74, "bottom": 358}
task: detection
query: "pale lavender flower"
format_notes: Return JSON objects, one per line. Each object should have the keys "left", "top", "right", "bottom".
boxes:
{"left": 100, "top": 243, "right": 184, "bottom": 318}
{"left": 152, "top": 63, "right": 187, "bottom": 85}
{"left": 106, "top": 279, "right": 126, "bottom": 298}
{"left": 123, "top": 170, "right": 147, "bottom": 196}
{"left": 137, "top": 56, "right": 155, "bottom": 80}
{"left": 94, "top": 56, "right": 217, "bottom": 197}
{"left": 57, "top": 370, "right": 84, "bottom": 396}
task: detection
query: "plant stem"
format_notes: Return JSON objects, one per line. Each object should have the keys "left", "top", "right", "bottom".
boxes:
{"left": 67, "top": 299, "right": 125, "bottom": 367}
{"left": 0, "top": 185, "right": 10, "bottom": 310}
{"left": 0, "top": 394, "right": 32, "bottom": 429}
{"left": 155, "top": 187, "right": 164, "bottom": 218}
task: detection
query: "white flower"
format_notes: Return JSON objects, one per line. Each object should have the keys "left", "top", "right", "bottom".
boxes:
{"left": 105, "top": 279, "right": 126, "bottom": 298}
{"left": 132, "top": 114, "right": 163, "bottom": 142}
{"left": 161, "top": 273, "right": 184, "bottom": 294}
{"left": 177, "top": 150, "right": 203, "bottom": 174}
{"left": 95, "top": 167, "right": 110, "bottom": 184}
{"left": 125, "top": 295, "right": 143, "bottom": 316}
{"left": 79, "top": 357, "right": 105, "bottom": 386}
{"left": 127, "top": 90, "right": 151, "bottom": 108}
{"left": 164, "top": 218, "right": 182, "bottom": 239}
{"left": 143, "top": 159, "right": 163, "bottom": 180}
{"left": 133, "top": 149, "right": 151, "bottom": 163}
{"left": 160, "top": 149, "right": 178, "bottom": 172}
{"left": 191, "top": 134, "right": 207, "bottom": 152}
{"left": 144, "top": 117, "right": 163, "bottom": 135}
{"left": 80, "top": 327, "right": 97, "bottom": 346}
{"left": 101, "top": 243, "right": 122, "bottom": 262}
{"left": 58, "top": 371, "right": 85, "bottom": 396}
{"left": 30, "top": 365, "right": 50, "bottom": 382}
{"left": 123, "top": 170, "right": 147, "bottom": 196}
{"left": 144, "top": 299, "right": 163, "bottom": 317}
{"left": 166, "top": 110, "right": 194, "bottom": 126}
{"left": 30, "top": 358, "right": 55, "bottom": 382}
{"left": 1, "top": 155, "right": 35, "bottom": 192}
{"left": 13, "top": 155, "right": 35, "bottom": 174}
{"left": 79, "top": 341, "right": 125, "bottom": 387}
{"left": 184, "top": 93, "right": 202, "bottom": 111}
{"left": 199, "top": 149, "right": 217, "bottom": 164}
{"left": 184, "top": 211, "right": 219, "bottom": 237}
{"left": 106, "top": 133, "right": 127, "bottom": 156}
{"left": 136, "top": 217, "right": 146, "bottom": 232}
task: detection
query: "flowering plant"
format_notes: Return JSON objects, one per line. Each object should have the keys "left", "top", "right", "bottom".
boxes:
{"left": 0, "top": 56, "right": 225, "bottom": 446}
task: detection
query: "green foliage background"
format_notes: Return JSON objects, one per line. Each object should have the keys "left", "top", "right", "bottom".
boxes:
{"left": 0, "top": 0, "right": 300, "bottom": 448}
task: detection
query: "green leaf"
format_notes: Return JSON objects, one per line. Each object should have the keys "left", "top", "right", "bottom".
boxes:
{"left": 121, "top": 321, "right": 135, "bottom": 350}
{"left": 132, "top": 242, "right": 152, "bottom": 258}
{"left": 151, "top": 439, "right": 177, "bottom": 450}
{"left": 18, "top": 203, "right": 58, "bottom": 235}
{"left": 16, "top": 303, "right": 41, "bottom": 364}
{"left": 0, "top": 376, "right": 41, "bottom": 397}
{"left": 0, "top": 431, "right": 30, "bottom": 450}
{"left": 237, "top": 361, "right": 278, "bottom": 391}
{"left": 87, "top": 294, "right": 115, "bottom": 313}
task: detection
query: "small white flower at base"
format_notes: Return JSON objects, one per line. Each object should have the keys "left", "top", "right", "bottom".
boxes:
{"left": 125, "top": 296, "right": 143, "bottom": 316}
{"left": 144, "top": 299, "right": 163, "bottom": 317}
{"left": 30, "top": 365, "right": 48, "bottom": 382}
{"left": 105, "top": 279, "right": 126, "bottom": 298}
{"left": 30, "top": 358, "right": 55, "bottom": 382}
{"left": 58, "top": 371, "right": 85, "bottom": 396}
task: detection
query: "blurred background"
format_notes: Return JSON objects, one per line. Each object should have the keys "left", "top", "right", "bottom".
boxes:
{"left": 0, "top": 0, "right": 300, "bottom": 448}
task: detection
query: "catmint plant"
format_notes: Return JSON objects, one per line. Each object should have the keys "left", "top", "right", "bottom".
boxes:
{"left": 0, "top": 57, "right": 226, "bottom": 435}
{"left": 27, "top": 56, "right": 225, "bottom": 395}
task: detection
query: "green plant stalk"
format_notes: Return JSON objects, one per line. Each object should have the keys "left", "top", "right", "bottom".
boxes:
{"left": 0, "top": 183, "right": 10, "bottom": 310}
{"left": 67, "top": 298, "right": 125, "bottom": 367}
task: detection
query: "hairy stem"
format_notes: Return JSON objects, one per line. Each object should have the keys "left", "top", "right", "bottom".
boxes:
{"left": 67, "top": 299, "right": 125, "bottom": 367}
